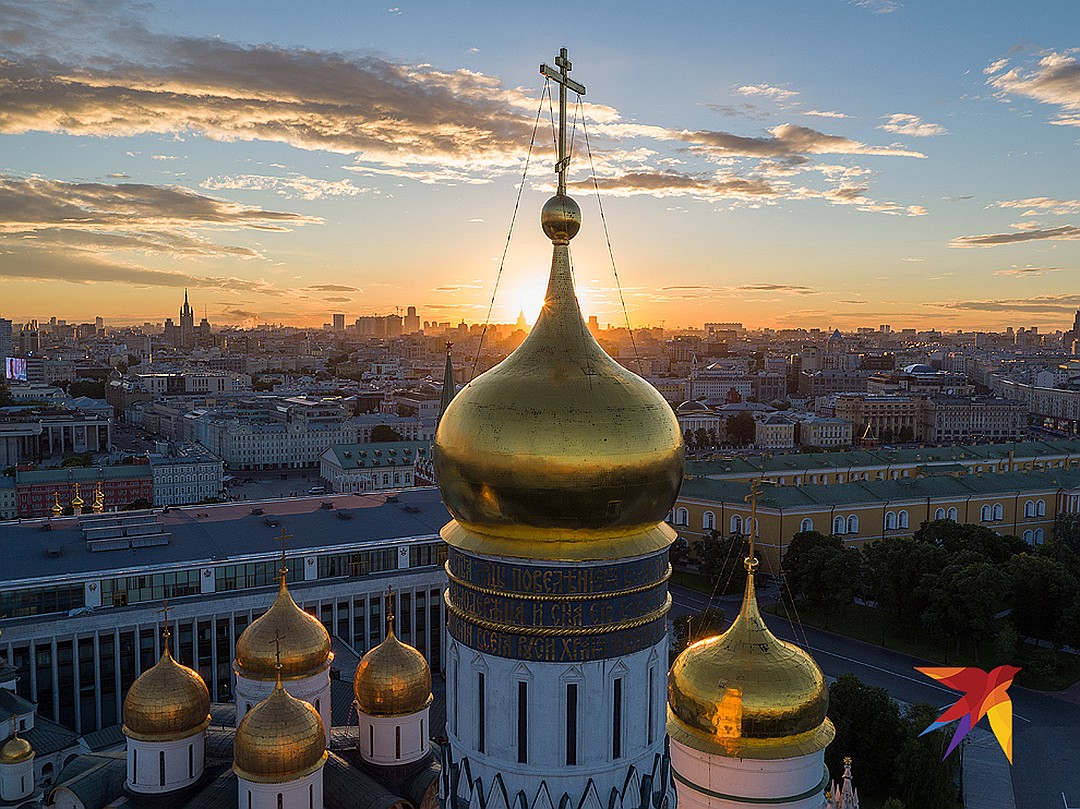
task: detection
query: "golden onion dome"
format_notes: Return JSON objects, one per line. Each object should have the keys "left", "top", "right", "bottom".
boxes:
{"left": 235, "top": 576, "right": 332, "bottom": 681}
{"left": 435, "top": 192, "right": 685, "bottom": 561}
{"left": 234, "top": 682, "right": 327, "bottom": 784}
{"left": 667, "top": 559, "right": 834, "bottom": 760}
{"left": 0, "top": 734, "right": 33, "bottom": 764}
{"left": 354, "top": 625, "right": 432, "bottom": 716}
{"left": 122, "top": 643, "right": 211, "bottom": 741}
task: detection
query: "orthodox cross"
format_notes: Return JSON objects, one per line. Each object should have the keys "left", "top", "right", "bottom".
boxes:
{"left": 276, "top": 527, "right": 292, "bottom": 580}
{"left": 384, "top": 585, "right": 395, "bottom": 637}
{"left": 540, "top": 47, "right": 586, "bottom": 195}
{"left": 743, "top": 480, "right": 762, "bottom": 568}
{"left": 445, "top": 340, "right": 453, "bottom": 353}
{"left": 159, "top": 599, "right": 173, "bottom": 645}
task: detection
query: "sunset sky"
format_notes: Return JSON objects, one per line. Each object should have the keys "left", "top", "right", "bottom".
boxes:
{"left": 2, "top": 0, "right": 1080, "bottom": 331}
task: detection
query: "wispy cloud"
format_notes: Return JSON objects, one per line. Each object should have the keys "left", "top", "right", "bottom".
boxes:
{"left": 997, "top": 197, "right": 1080, "bottom": 215}
{"left": 673, "top": 124, "right": 926, "bottom": 159}
{"left": 201, "top": 173, "right": 367, "bottom": 200}
{"left": 950, "top": 224, "right": 1080, "bottom": 247}
{"left": 735, "top": 84, "right": 798, "bottom": 101}
{"left": 993, "top": 266, "right": 1063, "bottom": 277}
{"left": 988, "top": 51, "right": 1080, "bottom": 127}
{"left": 879, "top": 113, "right": 947, "bottom": 137}
{"left": 306, "top": 284, "right": 361, "bottom": 292}
{"left": 850, "top": 0, "right": 900, "bottom": 12}
{"left": 936, "top": 294, "right": 1080, "bottom": 314}
{"left": 802, "top": 109, "right": 849, "bottom": 119}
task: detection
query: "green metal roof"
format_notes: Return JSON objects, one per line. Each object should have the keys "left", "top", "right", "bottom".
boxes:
{"left": 322, "top": 441, "right": 430, "bottom": 471}
{"left": 15, "top": 464, "right": 152, "bottom": 485}
{"left": 680, "top": 467, "right": 1080, "bottom": 510}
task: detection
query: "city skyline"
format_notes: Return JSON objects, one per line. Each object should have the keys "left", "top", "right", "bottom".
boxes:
{"left": 2, "top": 1, "right": 1080, "bottom": 330}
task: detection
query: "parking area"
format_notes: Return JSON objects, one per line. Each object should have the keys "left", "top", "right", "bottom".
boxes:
{"left": 225, "top": 469, "right": 327, "bottom": 501}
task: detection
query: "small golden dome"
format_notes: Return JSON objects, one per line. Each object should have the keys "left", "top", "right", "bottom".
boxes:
{"left": 235, "top": 577, "right": 332, "bottom": 681}
{"left": 234, "top": 682, "right": 327, "bottom": 784}
{"left": 354, "top": 626, "right": 432, "bottom": 717}
{"left": 122, "top": 644, "right": 210, "bottom": 742}
{"left": 435, "top": 193, "right": 684, "bottom": 561}
{"left": 0, "top": 734, "right": 33, "bottom": 764}
{"left": 70, "top": 484, "right": 84, "bottom": 508}
{"left": 668, "top": 560, "right": 834, "bottom": 760}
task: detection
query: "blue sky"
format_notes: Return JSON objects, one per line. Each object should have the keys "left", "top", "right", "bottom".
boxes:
{"left": 1, "top": 0, "right": 1079, "bottom": 330}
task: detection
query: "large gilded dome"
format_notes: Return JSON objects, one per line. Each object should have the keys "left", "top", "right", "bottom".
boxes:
{"left": 235, "top": 576, "right": 333, "bottom": 681}
{"left": 234, "top": 682, "right": 327, "bottom": 784}
{"left": 435, "top": 193, "right": 684, "bottom": 561}
{"left": 354, "top": 625, "right": 432, "bottom": 716}
{"left": 122, "top": 643, "right": 211, "bottom": 741}
{"left": 667, "top": 559, "right": 834, "bottom": 760}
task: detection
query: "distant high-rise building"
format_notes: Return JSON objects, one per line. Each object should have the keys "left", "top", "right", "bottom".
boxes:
{"left": 0, "top": 318, "right": 12, "bottom": 378}
{"left": 403, "top": 306, "right": 420, "bottom": 334}
{"left": 179, "top": 289, "right": 195, "bottom": 347}
{"left": 95, "top": 316, "right": 104, "bottom": 331}
{"left": 333, "top": 313, "right": 346, "bottom": 332}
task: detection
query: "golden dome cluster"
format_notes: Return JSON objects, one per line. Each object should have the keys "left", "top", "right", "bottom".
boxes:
{"left": 435, "top": 193, "right": 684, "bottom": 561}
{"left": 235, "top": 579, "right": 332, "bottom": 681}
{"left": 0, "top": 735, "right": 33, "bottom": 764}
{"left": 668, "top": 559, "right": 834, "bottom": 760}
{"left": 122, "top": 644, "right": 211, "bottom": 741}
{"left": 234, "top": 682, "right": 327, "bottom": 783}
{"left": 354, "top": 625, "right": 432, "bottom": 717}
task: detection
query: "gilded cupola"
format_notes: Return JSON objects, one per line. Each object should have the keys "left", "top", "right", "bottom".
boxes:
{"left": 354, "top": 592, "right": 432, "bottom": 716}
{"left": 233, "top": 681, "right": 327, "bottom": 783}
{"left": 434, "top": 186, "right": 684, "bottom": 561}
{"left": 0, "top": 734, "right": 32, "bottom": 764}
{"left": 122, "top": 634, "right": 211, "bottom": 741}
{"left": 234, "top": 567, "right": 332, "bottom": 681}
{"left": 667, "top": 555, "right": 834, "bottom": 760}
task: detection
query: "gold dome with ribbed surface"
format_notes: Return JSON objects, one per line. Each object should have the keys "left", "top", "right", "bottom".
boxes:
{"left": 233, "top": 682, "right": 327, "bottom": 784}
{"left": 0, "top": 734, "right": 33, "bottom": 764}
{"left": 668, "top": 558, "right": 834, "bottom": 760}
{"left": 122, "top": 644, "right": 211, "bottom": 742}
{"left": 354, "top": 626, "right": 432, "bottom": 717}
{"left": 434, "top": 193, "right": 684, "bottom": 561}
{"left": 235, "top": 576, "right": 332, "bottom": 681}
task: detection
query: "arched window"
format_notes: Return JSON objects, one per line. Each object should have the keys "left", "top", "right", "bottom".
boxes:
{"left": 703, "top": 511, "right": 715, "bottom": 531}
{"left": 800, "top": 518, "right": 813, "bottom": 533}
{"left": 935, "top": 507, "right": 945, "bottom": 520}
{"left": 1024, "top": 500, "right": 1035, "bottom": 518}
{"left": 676, "top": 508, "right": 689, "bottom": 526}
{"left": 730, "top": 514, "right": 743, "bottom": 535}
{"left": 884, "top": 511, "right": 896, "bottom": 530}
{"left": 1037, "top": 499, "right": 1046, "bottom": 517}
{"left": 833, "top": 516, "right": 845, "bottom": 535}
{"left": 947, "top": 507, "right": 958, "bottom": 521}
{"left": 1023, "top": 530, "right": 1033, "bottom": 543}
{"left": 847, "top": 514, "right": 859, "bottom": 534}
{"left": 1035, "top": 528, "right": 1045, "bottom": 544}
{"left": 898, "top": 510, "right": 908, "bottom": 529}
{"left": 993, "top": 503, "right": 1003, "bottom": 521}
{"left": 981, "top": 504, "right": 992, "bottom": 522}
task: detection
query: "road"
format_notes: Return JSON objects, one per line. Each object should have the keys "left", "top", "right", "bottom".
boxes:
{"left": 669, "top": 584, "right": 1080, "bottom": 809}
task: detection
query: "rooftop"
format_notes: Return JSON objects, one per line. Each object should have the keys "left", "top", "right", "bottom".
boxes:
{"left": 0, "top": 488, "right": 450, "bottom": 586}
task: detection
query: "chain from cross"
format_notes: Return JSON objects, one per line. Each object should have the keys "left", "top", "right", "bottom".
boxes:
{"left": 268, "top": 629, "right": 285, "bottom": 679}
{"left": 540, "top": 47, "right": 586, "bottom": 195}
{"left": 384, "top": 585, "right": 395, "bottom": 637}
{"left": 276, "top": 527, "right": 292, "bottom": 580}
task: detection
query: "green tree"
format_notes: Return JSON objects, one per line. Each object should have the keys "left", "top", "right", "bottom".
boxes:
{"left": 1008, "top": 553, "right": 1078, "bottom": 646}
{"left": 0, "top": 380, "right": 12, "bottom": 406}
{"left": 782, "top": 531, "right": 859, "bottom": 626}
{"left": 898, "top": 425, "right": 914, "bottom": 442}
{"left": 861, "top": 537, "right": 948, "bottom": 629}
{"left": 683, "top": 428, "right": 695, "bottom": 449}
{"left": 67, "top": 379, "right": 107, "bottom": 399}
{"left": 1052, "top": 512, "right": 1080, "bottom": 556}
{"left": 920, "top": 558, "right": 1010, "bottom": 660}
{"left": 693, "top": 428, "right": 710, "bottom": 449}
{"left": 826, "top": 674, "right": 907, "bottom": 794}
{"left": 895, "top": 703, "right": 961, "bottom": 809}
{"left": 61, "top": 452, "right": 94, "bottom": 467}
{"left": 370, "top": 425, "right": 405, "bottom": 443}
{"left": 913, "top": 519, "right": 1025, "bottom": 564}
{"left": 726, "top": 411, "right": 756, "bottom": 447}
{"left": 882, "top": 800, "right": 906, "bottom": 809}
{"left": 700, "top": 530, "right": 748, "bottom": 594}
